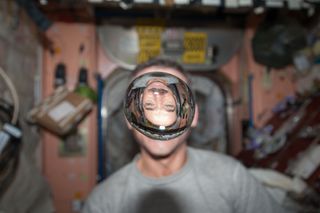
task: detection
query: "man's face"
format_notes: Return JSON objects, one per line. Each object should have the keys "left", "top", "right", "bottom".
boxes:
{"left": 132, "top": 125, "right": 191, "bottom": 158}
{"left": 127, "top": 66, "right": 192, "bottom": 158}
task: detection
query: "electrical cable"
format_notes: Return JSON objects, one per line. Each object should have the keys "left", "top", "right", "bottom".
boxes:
{"left": 0, "top": 66, "right": 20, "bottom": 124}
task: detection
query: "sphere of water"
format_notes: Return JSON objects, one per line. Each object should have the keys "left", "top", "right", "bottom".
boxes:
{"left": 124, "top": 72, "right": 195, "bottom": 140}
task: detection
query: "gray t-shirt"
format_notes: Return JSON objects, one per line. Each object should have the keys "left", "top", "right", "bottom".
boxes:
{"left": 82, "top": 147, "right": 287, "bottom": 213}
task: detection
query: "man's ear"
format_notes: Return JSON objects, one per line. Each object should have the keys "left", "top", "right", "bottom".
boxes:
{"left": 191, "top": 104, "right": 199, "bottom": 128}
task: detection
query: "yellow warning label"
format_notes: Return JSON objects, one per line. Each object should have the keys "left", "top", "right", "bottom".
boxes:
{"left": 183, "top": 52, "right": 206, "bottom": 64}
{"left": 139, "top": 39, "right": 161, "bottom": 49}
{"left": 137, "top": 49, "right": 161, "bottom": 63}
{"left": 136, "top": 26, "right": 163, "bottom": 63}
{"left": 183, "top": 32, "right": 207, "bottom": 64}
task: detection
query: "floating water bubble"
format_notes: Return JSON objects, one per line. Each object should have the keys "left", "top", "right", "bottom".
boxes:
{"left": 124, "top": 72, "right": 195, "bottom": 140}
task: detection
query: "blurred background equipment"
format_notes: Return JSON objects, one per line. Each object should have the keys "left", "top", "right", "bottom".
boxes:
{"left": 27, "top": 86, "right": 94, "bottom": 136}
{"left": 54, "top": 62, "right": 67, "bottom": 88}
{"left": 74, "top": 67, "right": 97, "bottom": 102}
{"left": 98, "top": 25, "right": 243, "bottom": 71}
{"left": 28, "top": 62, "right": 96, "bottom": 137}
{"left": 252, "top": 16, "right": 307, "bottom": 69}
{"left": 0, "top": 66, "right": 22, "bottom": 199}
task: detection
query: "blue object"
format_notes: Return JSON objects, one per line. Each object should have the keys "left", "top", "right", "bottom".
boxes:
{"left": 16, "top": 0, "right": 53, "bottom": 31}
{"left": 97, "top": 74, "right": 105, "bottom": 182}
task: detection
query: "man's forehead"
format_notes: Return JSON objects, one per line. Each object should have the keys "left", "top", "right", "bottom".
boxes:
{"left": 133, "top": 66, "right": 188, "bottom": 83}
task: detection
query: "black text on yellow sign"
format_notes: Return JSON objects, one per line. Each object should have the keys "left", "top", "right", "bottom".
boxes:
{"left": 136, "top": 26, "right": 163, "bottom": 63}
{"left": 183, "top": 32, "right": 207, "bottom": 64}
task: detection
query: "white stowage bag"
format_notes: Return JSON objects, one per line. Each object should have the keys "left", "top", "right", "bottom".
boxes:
{"left": 249, "top": 168, "right": 309, "bottom": 212}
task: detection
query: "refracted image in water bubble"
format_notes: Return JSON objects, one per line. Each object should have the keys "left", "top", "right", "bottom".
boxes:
{"left": 124, "top": 72, "right": 195, "bottom": 140}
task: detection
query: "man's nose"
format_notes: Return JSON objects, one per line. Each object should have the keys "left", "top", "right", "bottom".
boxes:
{"left": 154, "top": 96, "right": 164, "bottom": 110}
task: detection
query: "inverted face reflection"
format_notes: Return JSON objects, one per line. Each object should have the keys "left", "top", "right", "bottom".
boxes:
{"left": 124, "top": 72, "right": 195, "bottom": 140}
{"left": 142, "top": 80, "right": 177, "bottom": 127}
